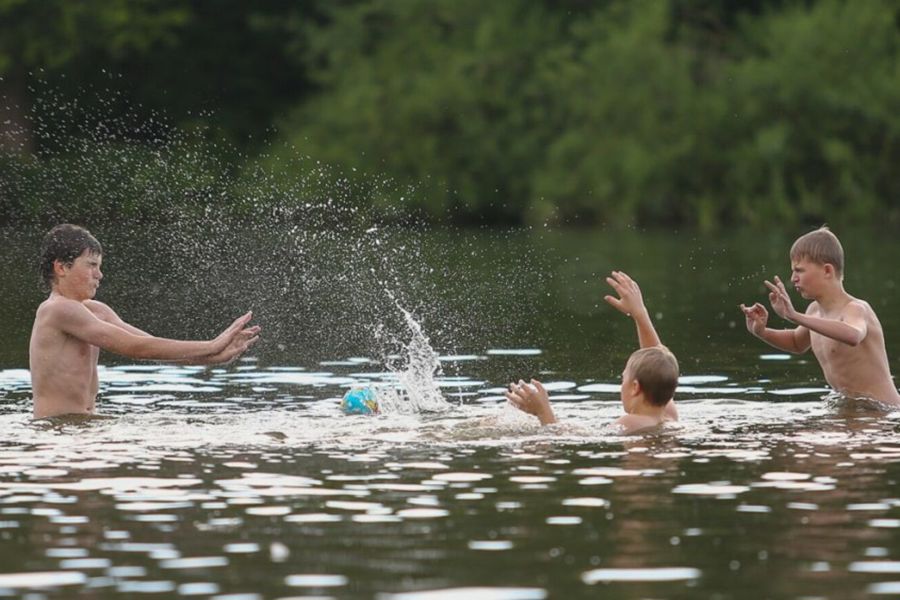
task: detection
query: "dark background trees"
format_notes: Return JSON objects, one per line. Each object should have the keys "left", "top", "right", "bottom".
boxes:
{"left": 2, "top": 0, "right": 899, "bottom": 228}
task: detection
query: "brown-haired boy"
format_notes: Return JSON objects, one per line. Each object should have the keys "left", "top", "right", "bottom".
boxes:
{"left": 506, "top": 271, "right": 679, "bottom": 435}
{"left": 29, "top": 224, "right": 261, "bottom": 419}
{"left": 741, "top": 226, "right": 900, "bottom": 406}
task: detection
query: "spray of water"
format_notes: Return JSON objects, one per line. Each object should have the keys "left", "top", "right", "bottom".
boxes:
{"left": 2, "top": 79, "right": 551, "bottom": 415}
{"left": 374, "top": 297, "right": 449, "bottom": 414}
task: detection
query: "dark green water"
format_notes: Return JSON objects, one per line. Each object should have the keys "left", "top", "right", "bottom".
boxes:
{"left": 1, "top": 223, "right": 900, "bottom": 599}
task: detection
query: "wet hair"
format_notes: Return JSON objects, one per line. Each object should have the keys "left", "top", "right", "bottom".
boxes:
{"left": 790, "top": 226, "right": 844, "bottom": 278}
{"left": 625, "top": 345, "right": 679, "bottom": 407}
{"left": 39, "top": 224, "right": 102, "bottom": 290}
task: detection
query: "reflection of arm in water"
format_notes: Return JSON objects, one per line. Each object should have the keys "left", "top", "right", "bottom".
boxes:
{"left": 505, "top": 379, "right": 557, "bottom": 425}
{"left": 83, "top": 300, "right": 260, "bottom": 364}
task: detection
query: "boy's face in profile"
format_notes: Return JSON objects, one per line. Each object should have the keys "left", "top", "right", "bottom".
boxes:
{"left": 56, "top": 250, "right": 103, "bottom": 300}
{"left": 790, "top": 257, "right": 829, "bottom": 300}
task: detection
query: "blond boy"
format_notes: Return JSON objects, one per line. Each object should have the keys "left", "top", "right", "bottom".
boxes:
{"left": 506, "top": 271, "right": 679, "bottom": 435}
{"left": 30, "top": 224, "right": 260, "bottom": 419}
{"left": 741, "top": 226, "right": 900, "bottom": 406}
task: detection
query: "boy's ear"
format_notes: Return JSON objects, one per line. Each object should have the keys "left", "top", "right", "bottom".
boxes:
{"left": 823, "top": 263, "right": 836, "bottom": 278}
{"left": 52, "top": 259, "right": 68, "bottom": 278}
{"left": 629, "top": 379, "right": 642, "bottom": 398}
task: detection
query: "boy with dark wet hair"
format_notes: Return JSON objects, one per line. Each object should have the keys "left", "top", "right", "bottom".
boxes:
{"left": 506, "top": 271, "right": 679, "bottom": 435}
{"left": 29, "top": 224, "right": 260, "bottom": 419}
{"left": 741, "top": 226, "right": 900, "bottom": 406}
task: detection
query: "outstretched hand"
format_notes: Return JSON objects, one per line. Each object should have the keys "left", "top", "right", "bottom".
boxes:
{"left": 505, "top": 379, "right": 557, "bottom": 425}
{"left": 604, "top": 270, "right": 648, "bottom": 318}
{"left": 207, "top": 312, "right": 260, "bottom": 364}
{"left": 215, "top": 324, "right": 261, "bottom": 365}
{"left": 764, "top": 275, "right": 797, "bottom": 321}
{"left": 213, "top": 312, "right": 254, "bottom": 353}
{"left": 739, "top": 302, "right": 768, "bottom": 336}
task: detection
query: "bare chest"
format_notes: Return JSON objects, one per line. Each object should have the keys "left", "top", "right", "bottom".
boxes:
{"left": 810, "top": 332, "right": 844, "bottom": 365}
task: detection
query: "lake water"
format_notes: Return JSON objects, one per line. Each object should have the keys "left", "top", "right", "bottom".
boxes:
{"left": 2, "top": 222, "right": 900, "bottom": 599}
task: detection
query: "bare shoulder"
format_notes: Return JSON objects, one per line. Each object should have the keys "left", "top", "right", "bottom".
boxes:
{"left": 805, "top": 300, "right": 821, "bottom": 315}
{"left": 37, "top": 297, "right": 87, "bottom": 321}
{"left": 85, "top": 300, "right": 116, "bottom": 320}
{"left": 846, "top": 297, "right": 873, "bottom": 311}
{"left": 843, "top": 297, "right": 875, "bottom": 317}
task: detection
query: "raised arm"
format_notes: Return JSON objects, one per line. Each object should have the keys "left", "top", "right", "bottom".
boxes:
{"left": 54, "top": 301, "right": 253, "bottom": 361}
{"left": 765, "top": 276, "right": 866, "bottom": 346}
{"left": 603, "top": 271, "right": 661, "bottom": 348}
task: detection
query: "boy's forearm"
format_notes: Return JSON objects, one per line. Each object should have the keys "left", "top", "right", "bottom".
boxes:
{"left": 755, "top": 328, "right": 801, "bottom": 353}
{"left": 633, "top": 309, "right": 662, "bottom": 348}
{"left": 128, "top": 337, "right": 217, "bottom": 361}
{"left": 535, "top": 406, "right": 558, "bottom": 425}
{"left": 790, "top": 313, "right": 864, "bottom": 346}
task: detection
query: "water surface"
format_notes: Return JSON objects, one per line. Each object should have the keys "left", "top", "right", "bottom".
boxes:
{"left": 2, "top": 225, "right": 900, "bottom": 599}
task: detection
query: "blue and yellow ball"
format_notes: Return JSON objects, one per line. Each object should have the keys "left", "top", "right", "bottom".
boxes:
{"left": 341, "top": 387, "right": 379, "bottom": 415}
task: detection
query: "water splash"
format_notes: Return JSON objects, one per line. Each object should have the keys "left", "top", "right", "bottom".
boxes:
{"left": 375, "top": 299, "right": 450, "bottom": 414}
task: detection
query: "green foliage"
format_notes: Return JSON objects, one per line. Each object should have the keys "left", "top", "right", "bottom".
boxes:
{"left": 268, "top": 0, "right": 900, "bottom": 228}
{"left": 721, "top": 0, "right": 900, "bottom": 226}
{"left": 3, "top": 0, "right": 900, "bottom": 229}
{"left": 0, "top": 0, "right": 188, "bottom": 72}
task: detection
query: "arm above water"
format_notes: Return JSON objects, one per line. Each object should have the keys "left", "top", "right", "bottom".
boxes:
{"left": 764, "top": 279, "right": 867, "bottom": 347}
{"left": 604, "top": 270, "right": 661, "bottom": 348}
{"left": 505, "top": 379, "right": 557, "bottom": 425}
{"left": 54, "top": 301, "right": 253, "bottom": 361}
{"left": 740, "top": 301, "right": 811, "bottom": 354}
{"left": 87, "top": 301, "right": 260, "bottom": 365}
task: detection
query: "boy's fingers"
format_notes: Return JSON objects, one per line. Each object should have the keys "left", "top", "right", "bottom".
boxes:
{"left": 532, "top": 379, "right": 547, "bottom": 395}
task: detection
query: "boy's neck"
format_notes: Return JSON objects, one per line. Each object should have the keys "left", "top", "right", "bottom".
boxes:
{"left": 50, "top": 285, "right": 85, "bottom": 302}
{"left": 629, "top": 397, "right": 667, "bottom": 419}
{"left": 812, "top": 281, "right": 851, "bottom": 311}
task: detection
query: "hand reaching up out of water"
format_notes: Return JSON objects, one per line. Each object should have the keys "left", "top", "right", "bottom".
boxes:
{"left": 604, "top": 271, "right": 648, "bottom": 319}
{"left": 604, "top": 270, "right": 661, "bottom": 348}
{"left": 505, "top": 379, "right": 557, "bottom": 425}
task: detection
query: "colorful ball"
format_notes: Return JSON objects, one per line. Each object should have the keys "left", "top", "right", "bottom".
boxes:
{"left": 341, "top": 387, "right": 379, "bottom": 415}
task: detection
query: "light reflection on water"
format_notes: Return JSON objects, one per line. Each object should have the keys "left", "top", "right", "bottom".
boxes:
{"left": 2, "top": 356, "right": 900, "bottom": 599}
